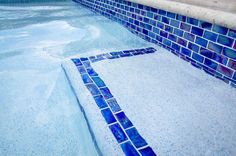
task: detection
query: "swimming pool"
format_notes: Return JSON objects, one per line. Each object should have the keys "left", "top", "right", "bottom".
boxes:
{"left": 0, "top": 1, "right": 152, "bottom": 155}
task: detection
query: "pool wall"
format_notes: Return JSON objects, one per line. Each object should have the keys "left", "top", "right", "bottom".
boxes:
{"left": 72, "top": 0, "right": 236, "bottom": 87}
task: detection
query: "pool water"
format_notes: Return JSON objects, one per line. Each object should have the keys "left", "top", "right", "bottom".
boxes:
{"left": 0, "top": 1, "right": 152, "bottom": 155}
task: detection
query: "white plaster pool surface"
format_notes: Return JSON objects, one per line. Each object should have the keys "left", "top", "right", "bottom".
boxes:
{"left": 64, "top": 46, "right": 236, "bottom": 156}
{"left": 0, "top": 1, "right": 151, "bottom": 155}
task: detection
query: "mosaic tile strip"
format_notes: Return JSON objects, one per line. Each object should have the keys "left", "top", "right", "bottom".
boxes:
{"left": 72, "top": 47, "right": 157, "bottom": 156}
{"left": 72, "top": 0, "right": 236, "bottom": 88}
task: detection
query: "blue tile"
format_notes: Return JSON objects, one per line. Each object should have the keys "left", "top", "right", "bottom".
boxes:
{"left": 164, "top": 25, "right": 173, "bottom": 33}
{"left": 192, "top": 52, "right": 204, "bottom": 63}
{"left": 100, "top": 87, "right": 113, "bottom": 99}
{"left": 121, "top": 142, "right": 140, "bottom": 156}
{"left": 177, "top": 38, "right": 187, "bottom": 47}
{"left": 168, "top": 34, "right": 177, "bottom": 42}
{"left": 72, "top": 59, "right": 82, "bottom": 66}
{"left": 160, "top": 30, "right": 168, "bottom": 38}
{"left": 110, "top": 51, "right": 124, "bottom": 56}
{"left": 195, "top": 37, "right": 208, "bottom": 47}
{"left": 93, "top": 95, "right": 108, "bottom": 109}
{"left": 109, "top": 123, "right": 128, "bottom": 143}
{"left": 158, "top": 9, "right": 166, "bottom": 15}
{"left": 115, "top": 112, "right": 133, "bottom": 129}
{"left": 174, "top": 28, "right": 184, "bottom": 37}
{"left": 204, "top": 58, "right": 218, "bottom": 70}
{"left": 86, "top": 84, "right": 100, "bottom": 96}
{"left": 187, "top": 17, "right": 199, "bottom": 26}
{"left": 172, "top": 43, "right": 180, "bottom": 51}
{"left": 92, "top": 76, "right": 106, "bottom": 88}
{"left": 200, "top": 48, "right": 227, "bottom": 65}
{"left": 188, "top": 42, "right": 199, "bottom": 52}
{"left": 184, "top": 32, "right": 195, "bottom": 42}
{"left": 176, "top": 15, "right": 186, "bottom": 22}
{"left": 87, "top": 68, "right": 98, "bottom": 76}
{"left": 233, "top": 73, "right": 236, "bottom": 80}
{"left": 181, "top": 47, "right": 191, "bottom": 56}
{"left": 139, "top": 147, "right": 156, "bottom": 156}
{"left": 213, "top": 25, "right": 228, "bottom": 35}
{"left": 191, "top": 26, "right": 204, "bottom": 36}
{"left": 167, "top": 12, "right": 176, "bottom": 19}
{"left": 228, "top": 29, "right": 236, "bottom": 38}
{"left": 163, "top": 38, "right": 171, "bottom": 47}
{"left": 180, "top": 23, "right": 191, "bottom": 31}
{"left": 162, "top": 16, "right": 169, "bottom": 24}
{"left": 208, "top": 42, "right": 223, "bottom": 54}
{"left": 170, "top": 19, "right": 180, "bottom": 28}
{"left": 199, "top": 21, "right": 212, "bottom": 30}
{"left": 203, "top": 31, "right": 218, "bottom": 42}
{"left": 101, "top": 108, "right": 116, "bottom": 124}
{"left": 80, "top": 57, "right": 89, "bottom": 61}
{"left": 223, "top": 47, "right": 236, "bottom": 59}
{"left": 81, "top": 74, "right": 93, "bottom": 84}
{"left": 82, "top": 61, "right": 91, "bottom": 68}
{"left": 153, "top": 27, "right": 160, "bottom": 34}
{"left": 126, "top": 127, "right": 147, "bottom": 148}
{"left": 107, "top": 98, "right": 121, "bottom": 113}
{"left": 77, "top": 66, "right": 87, "bottom": 75}
{"left": 217, "top": 35, "right": 234, "bottom": 47}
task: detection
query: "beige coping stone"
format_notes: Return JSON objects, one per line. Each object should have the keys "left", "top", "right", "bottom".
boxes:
{"left": 128, "top": 0, "right": 236, "bottom": 30}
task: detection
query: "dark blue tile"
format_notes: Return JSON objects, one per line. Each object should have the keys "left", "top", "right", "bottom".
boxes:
{"left": 180, "top": 23, "right": 191, "bottom": 31}
{"left": 101, "top": 108, "right": 116, "bottom": 124}
{"left": 164, "top": 25, "right": 173, "bottom": 33}
{"left": 86, "top": 84, "right": 100, "bottom": 96}
{"left": 107, "top": 98, "right": 121, "bottom": 113}
{"left": 172, "top": 43, "right": 180, "bottom": 51}
{"left": 81, "top": 74, "right": 93, "bottom": 84}
{"left": 191, "top": 26, "right": 203, "bottom": 36}
{"left": 110, "top": 51, "right": 124, "bottom": 56}
{"left": 199, "top": 21, "right": 212, "bottom": 30}
{"left": 184, "top": 32, "right": 195, "bottom": 42}
{"left": 223, "top": 47, "right": 236, "bottom": 59}
{"left": 87, "top": 68, "right": 98, "bottom": 76}
{"left": 177, "top": 38, "right": 187, "bottom": 46}
{"left": 100, "top": 87, "right": 113, "bottom": 99}
{"left": 139, "top": 147, "right": 156, "bottom": 156}
{"left": 168, "top": 34, "right": 177, "bottom": 42}
{"left": 208, "top": 42, "right": 223, "bottom": 54}
{"left": 217, "top": 65, "right": 234, "bottom": 78}
{"left": 233, "top": 73, "right": 236, "bottom": 80}
{"left": 93, "top": 95, "right": 108, "bottom": 109}
{"left": 187, "top": 17, "right": 199, "bottom": 26}
{"left": 156, "top": 22, "right": 164, "bottom": 29}
{"left": 92, "top": 76, "right": 106, "bottom": 88}
{"left": 158, "top": 9, "right": 166, "bottom": 15}
{"left": 160, "top": 30, "right": 168, "bottom": 38}
{"left": 200, "top": 48, "right": 227, "bottom": 65}
{"left": 126, "top": 127, "right": 147, "bottom": 148}
{"left": 109, "top": 123, "right": 128, "bottom": 143}
{"left": 203, "top": 31, "right": 218, "bottom": 42}
{"left": 115, "top": 112, "right": 133, "bottom": 129}
{"left": 228, "top": 29, "right": 236, "bottom": 38}
{"left": 228, "top": 59, "right": 236, "bottom": 70}
{"left": 72, "top": 58, "right": 82, "bottom": 66}
{"left": 167, "top": 12, "right": 176, "bottom": 19}
{"left": 188, "top": 42, "right": 199, "bottom": 52}
{"left": 176, "top": 15, "right": 186, "bottom": 22}
{"left": 80, "top": 57, "right": 89, "bottom": 61}
{"left": 77, "top": 66, "right": 87, "bottom": 75}
{"left": 181, "top": 47, "right": 191, "bottom": 56}
{"left": 192, "top": 52, "right": 204, "bottom": 63}
{"left": 162, "top": 16, "right": 169, "bottom": 24}
{"left": 213, "top": 25, "right": 228, "bottom": 35}
{"left": 204, "top": 58, "right": 218, "bottom": 70}
{"left": 217, "top": 35, "right": 234, "bottom": 47}
{"left": 195, "top": 37, "right": 208, "bottom": 47}
{"left": 121, "top": 142, "right": 139, "bottom": 156}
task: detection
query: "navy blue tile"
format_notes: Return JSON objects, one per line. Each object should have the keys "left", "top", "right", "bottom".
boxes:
{"left": 139, "top": 147, "right": 156, "bottom": 156}
{"left": 187, "top": 17, "right": 199, "bottom": 26}
{"left": 200, "top": 48, "right": 227, "bottom": 65}
{"left": 160, "top": 30, "right": 168, "bottom": 38}
{"left": 217, "top": 65, "right": 234, "bottom": 78}
{"left": 217, "top": 35, "right": 234, "bottom": 47}
{"left": 199, "top": 21, "right": 212, "bottom": 30}
{"left": 92, "top": 76, "right": 106, "bottom": 88}
{"left": 158, "top": 9, "right": 166, "bottom": 15}
{"left": 164, "top": 25, "right": 173, "bottom": 33}
{"left": 80, "top": 57, "right": 89, "bottom": 61}
{"left": 162, "top": 16, "right": 169, "bottom": 24}
{"left": 168, "top": 34, "right": 177, "bottom": 42}
{"left": 172, "top": 43, "right": 180, "bottom": 51}
{"left": 204, "top": 58, "right": 218, "bottom": 70}
{"left": 180, "top": 23, "right": 191, "bottom": 31}
{"left": 81, "top": 74, "right": 93, "bottom": 84}
{"left": 192, "top": 52, "right": 204, "bottom": 63}
{"left": 94, "top": 95, "right": 108, "bottom": 109}
{"left": 156, "top": 22, "right": 164, "bottom": 29}
{"left": 87, "top": 68, "right": 98, "bottom": 76}
{"left": 107, "top": 98, "right": 121, "bottom": 113}
{"left": 86, "top": 84, "right": 100, "bottom": 96}
{"left": 188, "top": 42, "right": 199, "bottom": 52}
{"left": 203, "top": 31, "right": 218, "bottom": 42}
{"left": 121, "top": 142, "right": 140, "bottom": 156}
{"left": 126, "top": 127, "right": 147, "bottom": 148}
{"left": 184, "top": 32, "right": 195, "bottom": 42}
{"left": 195, "top": 37, "right": 208, "bottom": 47}
{"left": 100, "top": 87, "right": 113, "bottom": 99}
{"left": 101, "top": 108, "right": 116, "bottom": 124}
{"left": 181, "top": 47, "right": 191, "bottom": 56}
{"left": 176, "top": 15, "right": 186, "bottom": 22}
{"left": 223, "top": 47, "right": 236, "bottom": 59}
{"left": 115, "top": 112, "right": 133, "bottom": 129}
{"left": 213, "top": 25, "right": 228, "bottom": 35}
{"left": 177, "top": 38, "right": 187, "bottom": 47}
{"left": 109, "top": 123, "right": 128, "bottom": 143}
{"left": 72, "top": 58, "right": 82, "bottom": 66}
{"left": 208, "top": 42, "right": 223, "bottom": 54}
{"left": 191, "top": 26, "right": 204, "bottom": 36}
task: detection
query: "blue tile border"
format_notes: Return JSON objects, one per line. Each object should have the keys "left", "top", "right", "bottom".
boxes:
{"left": 72, "top": 0, "right": 236, "bottom": 88}
{"left": 71, "top": 47, "right": 157, "bottom": 156}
